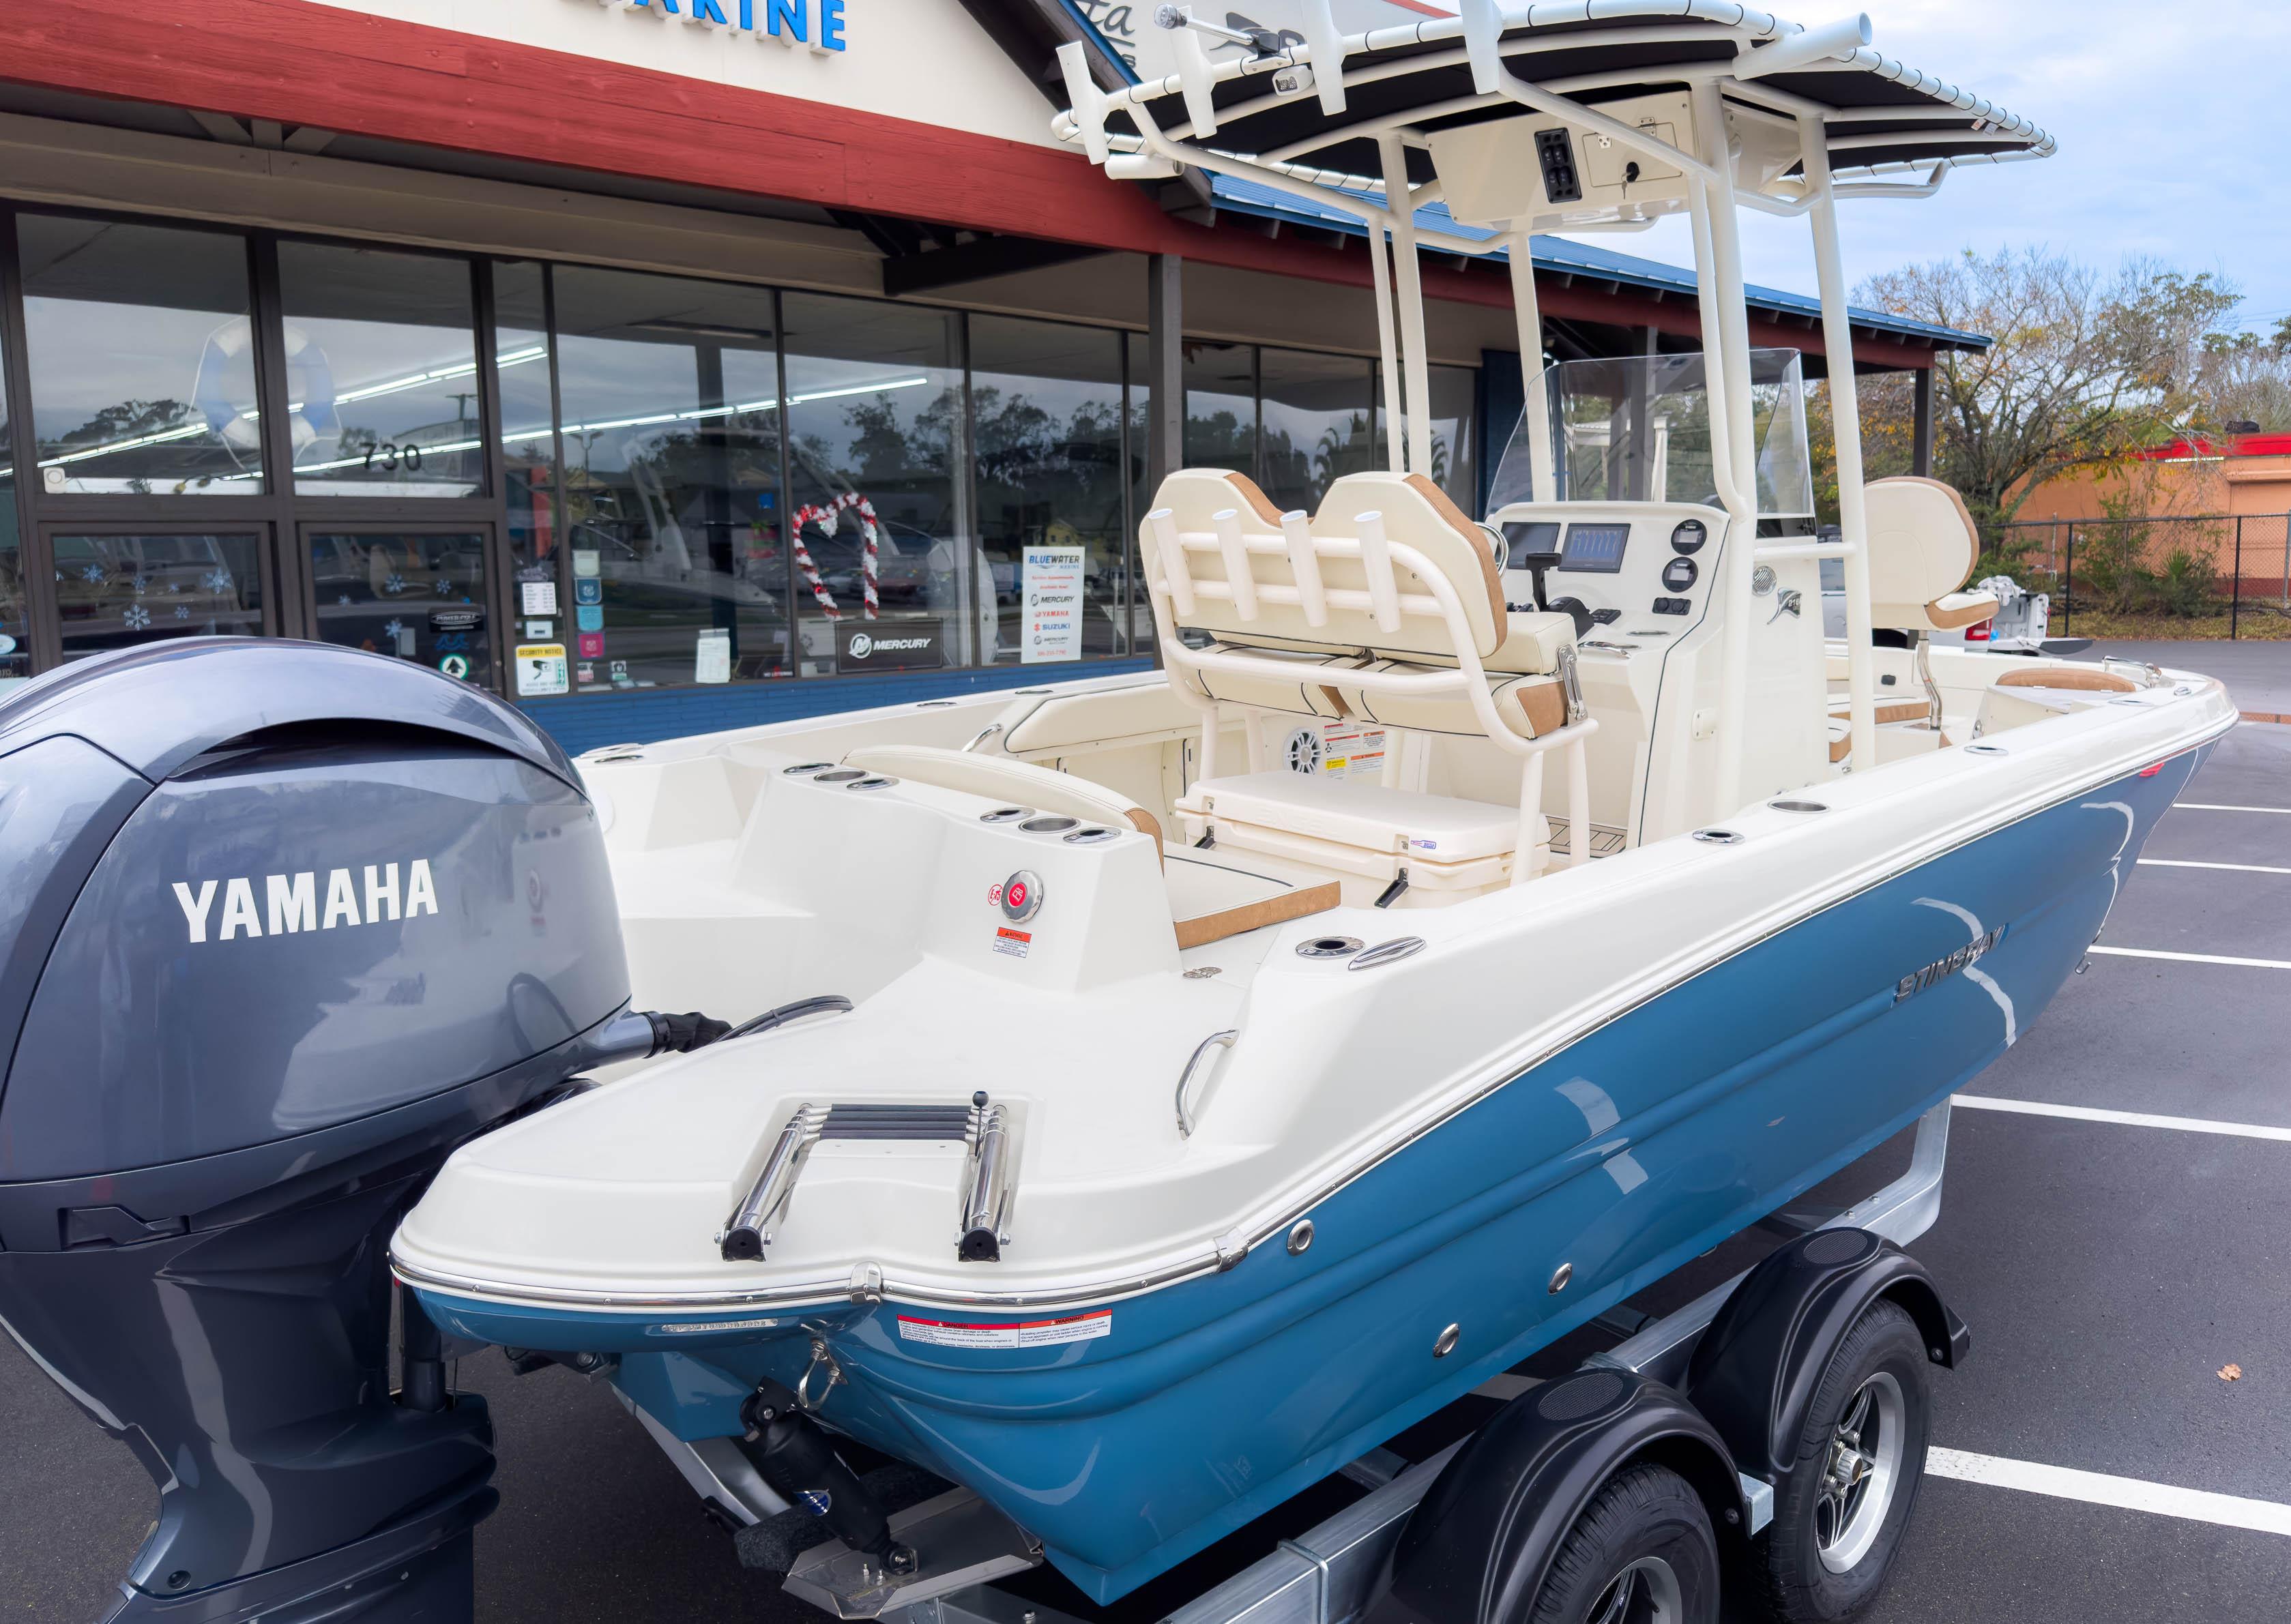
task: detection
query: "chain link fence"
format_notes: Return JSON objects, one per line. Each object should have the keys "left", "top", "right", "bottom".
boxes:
{"left": 1996, "top": 513, "right": 2291, "bottom": 637}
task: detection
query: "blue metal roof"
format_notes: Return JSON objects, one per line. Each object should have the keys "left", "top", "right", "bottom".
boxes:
{"left": 1206, "top": 174, "right": 1989, "bottom": 353}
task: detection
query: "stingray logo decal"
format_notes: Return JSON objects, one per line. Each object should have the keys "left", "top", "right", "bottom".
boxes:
{"left": 172, "top": 860, "right": 441, "bottom": 943}
{"left": 1893, "top": 922, "right": 2005, "bottom": 1003}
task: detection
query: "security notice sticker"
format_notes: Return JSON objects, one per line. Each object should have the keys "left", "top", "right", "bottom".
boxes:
{"left": 992, "top": 927, "right": 1031, "bottom": 959}
{"left": 897, "top": 1311, "right": 1111, "bottom": 1349}
{"left": 515, "top": 643, "right": 569, "bottom": 697}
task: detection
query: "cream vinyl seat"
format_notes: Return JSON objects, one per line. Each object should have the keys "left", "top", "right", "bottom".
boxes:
{"left": 1139, "top": 467, "right": 1594, "bottom": 888}
{"left": 1864, "top": 477, "right": 2000, "bottom": 634}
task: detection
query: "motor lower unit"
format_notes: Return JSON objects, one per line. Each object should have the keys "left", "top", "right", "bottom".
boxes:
{"left": 0, "top": 640, "right": 687, "bottom": 1623}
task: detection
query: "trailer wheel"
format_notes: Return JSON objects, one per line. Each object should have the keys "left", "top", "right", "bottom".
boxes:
{"left": 1528, "top": 1464, "right": 1719, "bottom": 1624}
{"left": 1756, "top": 1299, "right": 1931, "bottom": 1620}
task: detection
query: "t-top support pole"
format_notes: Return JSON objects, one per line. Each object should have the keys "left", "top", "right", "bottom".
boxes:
{"left": 1800, "top": 114, "right": 1878, "bottom": 771}
{"left": 1378, "top": 135, "right": 1434, "bottom": 477}
{"left": 1506, "top": 230, "right": 1556, "bottom": 504}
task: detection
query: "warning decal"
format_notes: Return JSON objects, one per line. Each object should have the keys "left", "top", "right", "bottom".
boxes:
{"left": 992, "top": 927, "right": 1032, "bottom": 959}
{"left": 896, "top": 1311, "right": 1112, "bottom": 1349}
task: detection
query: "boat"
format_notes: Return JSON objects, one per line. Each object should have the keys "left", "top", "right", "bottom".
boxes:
{"left": 391, "top": 5, "right": 2236, "bottom": 1609}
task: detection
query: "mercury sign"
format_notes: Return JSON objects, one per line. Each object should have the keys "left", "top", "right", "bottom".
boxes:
{"left": 595, "top": 0, "right": 850, "bottom": 54}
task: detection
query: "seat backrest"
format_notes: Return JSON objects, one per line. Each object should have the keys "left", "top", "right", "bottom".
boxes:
{"left": 1863, "top": 477, "right": 1987, "bottom": 629}
{"left": 1140, "top": 468, "right": 1506, "bottom": 664}
{"left": 841, "top": 743, "right": 1164, "bottom": 849}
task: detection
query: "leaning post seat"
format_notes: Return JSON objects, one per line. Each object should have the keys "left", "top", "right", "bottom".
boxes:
{"left": 1139, "top": 467, "right": 1596, "bottom": 885}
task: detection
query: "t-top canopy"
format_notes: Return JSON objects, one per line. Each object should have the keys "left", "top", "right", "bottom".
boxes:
{"left": 1055, "top": 3, "right": 2052, "bottom": 231}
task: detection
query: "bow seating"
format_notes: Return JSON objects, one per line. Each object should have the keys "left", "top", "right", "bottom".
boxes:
{"left": 1140, "top": 468, "right": 1595, "bottom": 894}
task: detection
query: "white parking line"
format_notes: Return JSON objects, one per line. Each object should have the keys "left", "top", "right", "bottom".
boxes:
{"left": 2088, "top": 945, "right": 2291, "bottom": 970}
{"left": 2172, "top": 802, "right": 2291, "bottom": 814}
{"left": 2138, "top": 858, "right": 2291, "bottom": 876}
{"left": 1953, "top": 1094, "right": 2291, "bottom": 1142}
{"left": 1927, "top": 1449, "right": 2291, "bottom": 1537}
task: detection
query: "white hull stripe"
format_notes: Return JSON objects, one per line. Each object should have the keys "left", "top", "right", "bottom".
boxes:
{"left": 2171, "top": 802, "right": 2291, "bottom": 814}
{"left": 2087, "top": 945, "right": 2291, "bottom": 971}
{"left": 2138, "top": 859, "right": 2291, "bottom": 876}
{"left": 1953, "top": 1094, "right": 2291, "bottom": 1143}
{"left": 1927, "top": 1448, "right": 2291, "bottom": 1537}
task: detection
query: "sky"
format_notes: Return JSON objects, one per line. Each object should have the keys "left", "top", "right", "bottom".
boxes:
{"left": 1555, "top": 1, "right": 2291, "bottom": 331}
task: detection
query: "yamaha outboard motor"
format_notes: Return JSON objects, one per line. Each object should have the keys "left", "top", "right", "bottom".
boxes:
{"left": 0, "top": 640, "right": 709, "bottom": 1622}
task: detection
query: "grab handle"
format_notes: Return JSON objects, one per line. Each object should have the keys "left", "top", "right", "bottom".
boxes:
{"left": 1175, "top": 1030, "right": 1239, "bottom": 1138}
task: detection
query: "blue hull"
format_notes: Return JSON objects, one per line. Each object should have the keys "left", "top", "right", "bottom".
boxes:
{"left": 418, "top": 750, "right": 2202, "bottom": 1601}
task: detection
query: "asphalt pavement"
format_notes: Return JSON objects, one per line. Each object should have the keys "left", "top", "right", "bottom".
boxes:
{"left": 5, "top": 649, "right": 2288, "bottom": 1621}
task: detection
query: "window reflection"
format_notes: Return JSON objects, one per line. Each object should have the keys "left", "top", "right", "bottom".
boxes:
{"left": 783, "top": 294, "right": 966, "bottom": 675}
{"left": 969, "top": 316, "right": 1128, "bottom": 664}
{"left": 20, "top": 217, "right": 260, "bottom": 494}
{"left": 1183, "top": 342, "right": 1255, "bottom": 474}
{"left": 308, "top": 532, "right": 492, "bottom": 686}
{"left": 53, "top": 533, "right": 263, "bottom": 658}
{"left": 1258, "top": 348, "right": 1375, "bottom": 517}
{"left": 554, "top": 267, "right": 789, "bottom": 693}
{"left": 1376, "top": 364, "right": 1479, "bottom": 509}
{"left": 277, "top": 243, "right": 481, "bottom": 494}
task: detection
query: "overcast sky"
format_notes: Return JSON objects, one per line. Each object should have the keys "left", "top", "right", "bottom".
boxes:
{"left": 1550, "top": 1, "right": 2291, "bottom": 331}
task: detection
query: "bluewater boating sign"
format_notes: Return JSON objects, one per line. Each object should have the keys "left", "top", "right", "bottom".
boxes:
{"left": 1022, "top": 544, "right": 1085, "bottom": 663}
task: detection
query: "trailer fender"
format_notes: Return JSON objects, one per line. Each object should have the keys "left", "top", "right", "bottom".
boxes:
{"left": 1684, "top": 1227, "right": 1968, "bottom": 1493}
{"left": 1363, "top": 1369, "right": 1745, "bottom": 1624}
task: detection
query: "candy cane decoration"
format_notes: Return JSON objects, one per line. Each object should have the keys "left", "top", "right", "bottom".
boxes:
{"left": 787, "top": 492, "right": 881, "bottom": 621}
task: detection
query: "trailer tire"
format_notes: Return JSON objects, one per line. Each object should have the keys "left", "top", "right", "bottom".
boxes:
{"left": 1528, "top": 1464, "right": 1719, "bottom": 1624}
{"left": 1755, "top": 1299, "right": 1931, "bottom": 1621}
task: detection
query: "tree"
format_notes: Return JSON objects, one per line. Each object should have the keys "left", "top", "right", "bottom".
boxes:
{"left": 1852, "top": 250, "right": 2241, "bottom": 551}
{"left": 2193, "top": 315, "right": 2291, "bottom": 434}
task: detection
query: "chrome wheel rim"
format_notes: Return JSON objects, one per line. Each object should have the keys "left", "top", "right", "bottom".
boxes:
{"left": 1815, "top": 1372, "right": 1906, "bottom": 1573}
{"left": 1586, "top": 1555, "right": 1682, "bottom": 1624}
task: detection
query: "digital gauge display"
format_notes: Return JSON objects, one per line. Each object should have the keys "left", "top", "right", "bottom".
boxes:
{"left": 1558, "top": 522, "right": 1630, "bottom": 574}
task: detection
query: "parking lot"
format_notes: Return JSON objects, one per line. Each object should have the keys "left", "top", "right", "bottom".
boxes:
{"left": 5, "top": 651, "right": 2288, "bottom": 1621}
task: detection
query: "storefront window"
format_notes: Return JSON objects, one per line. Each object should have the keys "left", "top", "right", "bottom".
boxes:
{"left": 307, "top": 531, "right": 493, "bottom": 687}
{"left": 1258, "top": 348, "right": 1375, "bottom": 517}
{"left": 554, "top": 267, "right": 789, "bottom": 694}
{"left": 19, "top": 217, "right": 259, "bottom": 494}
{"left": 1124, "top": 333, "right": 1154, "bottom": 654}
{"left": 494, "top": 261, "right": 559, "bottom": 621}
{"left": 1183, "top": 342, "right": 1255, "bottom": 476}
{"left": 1376, "top": 364, "right": 1480, "bottom": 510}
{"left": 277, "top": 242, "right": 480, "bottom": 495}
{"left": 53, "top": 533, "right": 263, "bottom": 659}
{"left": 783, "top": 293, "right": 965, "bottom": 675}
{"left": 969, "top": 316, "right": 1128, "bottom": 664}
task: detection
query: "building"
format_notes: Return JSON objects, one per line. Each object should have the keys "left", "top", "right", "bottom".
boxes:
{"left": 0, "top": 0, "right": 1979, "bottom": 751}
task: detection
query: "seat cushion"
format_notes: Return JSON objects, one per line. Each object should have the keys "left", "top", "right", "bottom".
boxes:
{"left": 1163, "top": 850, "right": 1340, "bottom": 949}
{"left": 1336, "top": 661, "right": 1568, "bottom": 739}
{"left": 841, "top": 744, "right": 1163, "bottom": 849}
{"left": 1184, "top": 646, "right": 1363, "bottom": 719}
{"left": 1865, "top": 477, "right": 1996, "bottom": 632}
{"left": 1178, "top": 771, "right": 1528, "bottom": 865}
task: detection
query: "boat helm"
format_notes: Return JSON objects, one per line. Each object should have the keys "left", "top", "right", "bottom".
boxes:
{"left": 0, "top": 639, "right": 707, "bottom": 1624}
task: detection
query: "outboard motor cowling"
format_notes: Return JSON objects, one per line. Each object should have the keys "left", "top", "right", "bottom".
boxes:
{"left": 0, "top": 640, "right": 637, "bottom": 1622}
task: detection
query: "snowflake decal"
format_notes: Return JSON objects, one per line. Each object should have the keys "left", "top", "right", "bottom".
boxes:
{"left": 201, "top": 569, "right": 234, "bottom": 594}
{"left": 383, "top": 573, "right": 407, "bottom": 595}
{"left": 383, "top": 619, "right": 407, "bottom": 642}
{"left": 122, "top": 604, "right": 151, "bottom": 631}
{"left": 336, "top": 594, "right": 353, "bottom": 606}
{"left": 433, "top": 577, "right": 455, "bottom": 597}
{"left": 81, "top": 563, "right": 106, "bottom": 585}
{"left": 131, "top": 576, "right": 150, "bottom": 597}
{"left": 173, "top": 605, "right": 190, "bottom": 621}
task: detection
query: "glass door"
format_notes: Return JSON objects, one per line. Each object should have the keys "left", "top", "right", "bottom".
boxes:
{"left": 43, "top": 527, "right": 272, "bottom": 662}
{"left": 301, "top": 526, "right": 501, "bottom": 691}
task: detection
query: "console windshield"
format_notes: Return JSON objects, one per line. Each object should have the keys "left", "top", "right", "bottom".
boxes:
{"left": 1489, "top": 348, "right": 1814, "bottom": 520}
